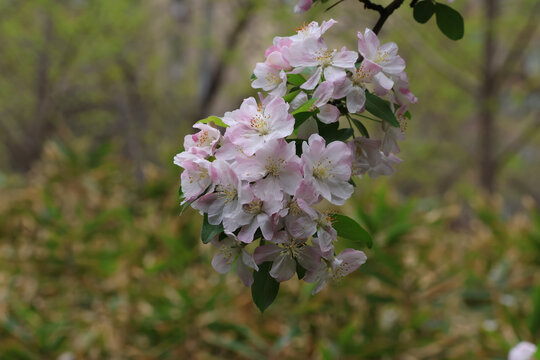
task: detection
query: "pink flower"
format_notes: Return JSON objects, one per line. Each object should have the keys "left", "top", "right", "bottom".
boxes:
{"left": 224, "top": 95, "right": 294, "bottom": 156}
{"left": 333, "top": 59, "right": 383, "bottom": 113}
{"left": 211, "top": 234, "right": 258, "bottom": 287}
{"left": 213, "top": 132, "right": 245, "bottom": 163}
{"left": 235, "top": 138, "right": 303, "bottom": 196}
{"left": 287, "top": 39, "right": 358, "bottom": 89}
{"left": 381, "top": 109, "right": 406, "bottom": 155}
{"left": 176, "top": 156, "right": 212, "bottom": 203}
{"left": 254, "top": 237, "right": 321, "bottom": 282}
{"left": 508, "top": 342, "right": 537, "bottom": 360}
{"left": 284, "top": 181, "right": 321, "bottom": 239}
{"left": 304, "top": 248, "right": 367, "bottom": 294}
{"left": 233, "top": 181, "right": 285, "bottom": 243}
{"left": 191, "top": 159, "right": 243, "bottom": 226}
{"left": 289, "top": 20, "right": 337, "bottom": 42}
{"left": 314, "top": 211, "right": 338, "bottom": 256}
{"left": 357, "top": 29, "right": 405, "bottom": 92}
{"left": 251, "top": 63, "right": 287, "bottom": 97}
{"left": 312, "top": 81, "right": 341, "bottom": 124}
{"left": 302, "top": 134, "right": 354, "bottom": 205}
{"left": 182, "top": 123, "right": 221, "bottom": 157}
{"left": 349, "top": 137, "right": 382, "bottom": 177}
{"left": 264, "top": 37, "right": 293, "bottom": 65}
{"left": 391, "top": 71, "right": 418, "bottom": 105}
{"left": 294, "top": 0, "right": 313, "bottom": 13}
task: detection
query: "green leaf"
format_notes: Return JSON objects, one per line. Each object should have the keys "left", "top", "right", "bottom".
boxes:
{"left": 293, "top": 112, "right": 315, "bottom": 130}
{"left": 413, "top": 0, "right": 435, "bottom": 24}
{"left": 287, "top": 74, "right": 306, "bottom": 86}
{"left": 201, "top": 213, "right": 223, "bottom": 244}
{"left": 178, "top": 186, "right": 192, "bottom": 215}
{"left": 296, "top": 262, "right": 306, "bottom": 280}
{"left": 324, "top": 128, "right": 353, "bottom": 143}
{"left": 530, "top": 286, "right": 540, "bottom": 337}
{"left": 180, "top": 200, "right": 192, "bottom": 215}
{"left": 350, "top": 118, "right": 370, "bottom": 138}
{"left": 250, "top": 73, "right": 256, "bottom": 80}
{"left": 364, "top": 91, "right": 399, "bottom": 127}
{"left": 292, "top": 98, "right": 317, "bottom": 115}
{"left": 197, "top": 115, "right": 228, "bottom": 128}
{"left": 435, "top": 3, "right": 464, "bottom": 40}
{"left": 283, "top": 89, "right": 301, "bottom": 103}
{"left": 333, "top": 214, "right": 373, "bottom": 248}
{"left": 251, "top": 262, "right": 280, "bottom": 313}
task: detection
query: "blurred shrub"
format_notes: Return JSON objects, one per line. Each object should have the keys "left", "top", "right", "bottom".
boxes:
{"left": 0, "top": 139, "right": 538, "bottom": 359}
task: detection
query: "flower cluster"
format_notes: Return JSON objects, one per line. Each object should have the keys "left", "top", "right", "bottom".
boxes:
{"left": 175, "top": 20, "right": 416, "bottom": 299}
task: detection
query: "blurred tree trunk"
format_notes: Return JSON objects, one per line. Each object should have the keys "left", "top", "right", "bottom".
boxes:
{"left": 478, "top": 0, "right": 498, "bottom": 193}
{"left": 6, "top": 13, "right": 55, "bottom": 171}
{"left": 195, "top": 0, "right": 256, "bottom": 121}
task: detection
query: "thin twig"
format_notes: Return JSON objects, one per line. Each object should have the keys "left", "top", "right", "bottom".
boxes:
{"left": 345, "top": 114, "right": 357, "bottom": 138}
{"left": 326, "top": 0, "right": 347, "bottom": 12}
{"left": 357, "top": 0, "right": 406, "bottom": 34}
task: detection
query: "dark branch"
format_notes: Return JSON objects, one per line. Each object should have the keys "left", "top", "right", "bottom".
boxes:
{"left": 357, "top": 0, "right": 384, "bottom": 13}
{"left": 357, "top": 0, "right": 406, "bottom": 34}
{"left": 494, "top": 1, "right": 540, "bottom": 88}
{"left": 373, "top": 0, "right": 405, "bottom": 34}
{"left": 326, "top": 0, "right": 346, "bottom": 12}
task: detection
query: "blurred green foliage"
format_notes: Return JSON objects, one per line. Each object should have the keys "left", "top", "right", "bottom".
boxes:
{"left": 0, "top": 0, "right": 539, "bottom": 358}
{"left": 0, "top": 140, "right": 538, "bottom": 359}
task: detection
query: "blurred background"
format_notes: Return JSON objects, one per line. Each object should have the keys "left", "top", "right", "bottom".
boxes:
{"left": 0, "top": 0, "right": 539, "bottom": 359}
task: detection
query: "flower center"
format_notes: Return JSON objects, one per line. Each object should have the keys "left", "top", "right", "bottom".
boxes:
{"left": 188, "top": 166, "right": 209, "bottom": 184}
{"left": 288, "top": 200, "right": 302, "bottom": 216}
{"left": 279, "top": 240, "right": 302, "bottom": 258}
{"left": 351, "top": 66, "right": 372, "bottom": 87}
{"left": 219, "top": 245, "right": 235, "bottom": 264}
{"left": 243, "top": 199, "right": 262, "bottom": 214}
{"left": 375, "top": 48, "right": 389, "bottom": 65}
{"left": 265, "top": 157, "right": 285, "bottom": 176}
{"left": 250, "top": 113, "right": 270, "bottom": 135}
{"left": 313, "top": 158, "right": 333, "bottom": 180}
{"left": 315, "top": 49, "right": 335, "bottom": 66}
{"left": 216, "top": 184, "right": 237, "bottom": 203}
{"left": 332, "top": 262, "right": 351, "bottom": 280}
{"left": 265, "top": 72, "right": 281, "bottom": 86}
{"left": 194, "top": 130, "right": 211, "bottom": 147}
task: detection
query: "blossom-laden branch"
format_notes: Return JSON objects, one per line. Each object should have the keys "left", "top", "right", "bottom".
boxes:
{"left": 175, "top": 19, "right": 417, "bottom": 310}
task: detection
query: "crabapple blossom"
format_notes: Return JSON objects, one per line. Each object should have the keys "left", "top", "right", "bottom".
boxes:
{"left": 178, "top": 123, "right": 221, "bottom": 159}
{"left": 508, "top": 342, "right": 537, "bottom": 360}
{"left": 235, "top": 138, "right": 302, "bottom": 195}
{"left": 357, "top": 28, "right": 406, "bottom": 93}
{"left": 176, "top": 156, "right": 212, "bottom": 203}
{"left": 284, "top": 181, "right": 321, "bottom": 239}
{"left": 294, "top": 0, "right": 313, "bottom": 13}
{"left": 175, "top": 18, "right": 416, "bottom": 307}
{"left": 287, "top": 38, "right": 358, "bottom": 89}
{"left": 289, "top": 19, "right": 337, "bottom": 42}
{"left": 311, "top": 81, "right": 341, "bottom": 124}
{"left": 251, "top": 63, "right": 288, "bottom": 96}
{"left": 304, "top": 248, "right": 367, "bottom": 294}
{"left": 333, "top": 59, "right": 382, "bottom": 113}
{"left": 224, "top": 95, "right": 294, "bottom": 156}
{"left": 191, "top": 159, "right": 242, "bottom": 226}
{"left": 254, "top": 236, "right": 321, "bottom": 282}
{"left": 234, "top": 181, "right": 285, "bottom": 243}
{"left": 302, "top": 134, "right": 354, "bottom": 205}
{"left": 211, "top": 234, "right": 258, "bottom": 287}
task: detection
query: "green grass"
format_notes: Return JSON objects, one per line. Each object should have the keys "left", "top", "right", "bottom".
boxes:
{"left": 0, "top": 140, "right": 538, "bottom": 359}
